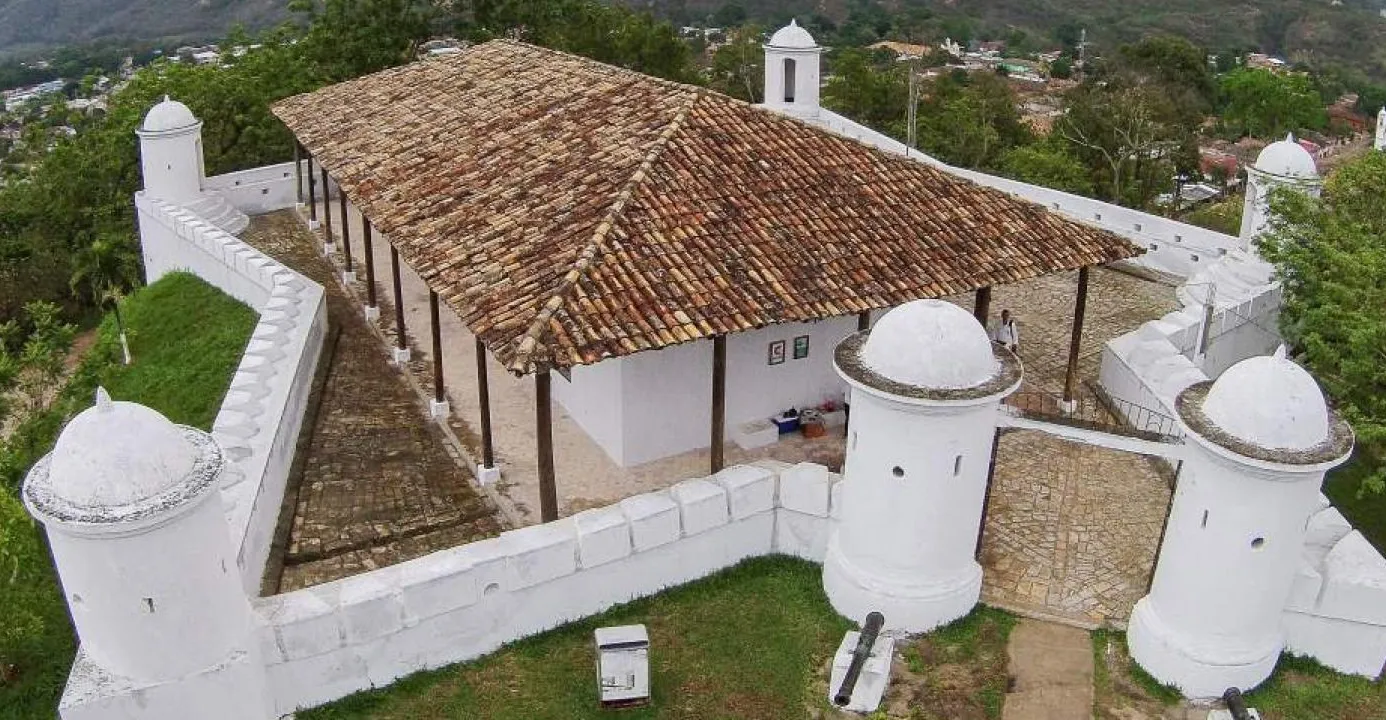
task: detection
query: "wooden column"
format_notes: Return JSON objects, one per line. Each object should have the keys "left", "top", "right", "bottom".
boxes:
{"left": 536, "top": 370, "right": 558, "bottom": 522}
{"left": 1062, "top": 266, "right": 1090, "bottom": 406}
{"left": 293, "top": 142, "right": 303, "bottom": 204}
{"left": 338, "top": 191, "right": 353, "bottom": 273}
{"left": 711, "top": 335, "right": 727, "bottom": 474}
{"left": 306, "top": 154, "right": 317, "bottom": 221}
{"left": 975, "top": 428, "right": 1002, "bottom": 560}
{"left": 429, "top": 291, "right": 444, "bottom": 403}
{"left": 390, "top": 244, "right": 406, "bottom": 351}
{"left": 320, "top": 168, "right": 333, "bottom": 247}
{"left": 973, "top": 285, "right": 992, "bottom": 326}
{"left": 857, "top": 311, "right": 871, "bottom": 332}
{"left": 476, "top": 337, "right": 495, "bottom": 468}
{"left": 362, "top": 218, "right": 378, "bottom": 310}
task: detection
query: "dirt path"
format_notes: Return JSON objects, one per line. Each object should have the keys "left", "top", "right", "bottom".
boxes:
{"left": 1002, "top": 619, "right": 1095, "bottom": 720}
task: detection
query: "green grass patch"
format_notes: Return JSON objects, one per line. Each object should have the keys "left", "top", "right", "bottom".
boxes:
{"left": 0, "top": 272, "right": 256, "bottom": 719}
{"left": 1243, "top": 654, "right": 1386, "bottom": 720}
{"left": 301, "top": 556, "right": 854, "bottom": 720}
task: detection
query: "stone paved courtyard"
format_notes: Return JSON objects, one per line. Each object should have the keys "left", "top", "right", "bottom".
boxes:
{"left": 244, "top": 212, "right": 503, "bottom": 592}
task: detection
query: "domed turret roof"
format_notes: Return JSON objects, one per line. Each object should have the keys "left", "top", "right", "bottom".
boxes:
{"left": 1254, "top": 134, "right": 1318, "bottom": 180}
{"left": 860, "top": 300, "right": 999, "bottom": 389}
{"left": 140, "top": 96, "right": 199, "bottom": 133}
{"left": 1201, "top": 347, "right": 1329, "bottom": 451}
{"left": 22, "top": 388, "right": 224, "bottom": 528}
{"left": 767, "top": 19, "right": 818, "bottom": 49}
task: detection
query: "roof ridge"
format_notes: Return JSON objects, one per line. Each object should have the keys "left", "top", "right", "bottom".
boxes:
{"left": 506, "top": 90, "right": 702, "bottom": 374}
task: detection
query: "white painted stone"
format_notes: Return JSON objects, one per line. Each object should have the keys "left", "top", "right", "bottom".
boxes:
{"left": 476, "top": 464, "right": 500, "bottom": 486}
{"left": 342, "top": 270, "right": 357, "bottom": 283}
{"left": 263, "top": 591, "right": 341, "bottom": 662}
{"left": 1283, "top": 610, "right": 1386, "bottom": 678}
{"left": 775, "top": 509, "right": 832, "bottom": 561}
{"left": 713, "top": 465, "right": 776, "bottom": 519}
{"left": 337, "top": 570, "right": 406, "bottom": 645}
{"left": 669, "top": 478, "right": 729, "bottom": 535}
{"left": 827, "top": 632, "right": 894, "bottom": 713}
{"left": 1316, "top": 531, "right": 1386, "bottom": 625}
{"left": 779, "top": 462, "right": 831, "bottom": 517}
{"left": 502, "top": 522, "right": 578, "bottom": 590}
{"left": 429, "top": 398, "right": 450, "bottom": 420}
{"left": 619, "top": 492, "right": 681, "bottom": 552}
{"left": 573, "top": 506, "right": 632, "bottom": 569}
{"left": 392, "top": 346, "right": 411, "bottom": 365}
{"left": 364, "top": 305, "right": 380, "bottom": 322}
{"left": 395, "top": 548, "right": 480, "bottom": 624}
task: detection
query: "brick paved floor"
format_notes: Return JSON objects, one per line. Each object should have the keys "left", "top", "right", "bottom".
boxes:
{"left": 244, "top": 212, "right": 503, "bottom": 592}
{"left": 980, "top": 430, "right": 1173, "bottom": 627}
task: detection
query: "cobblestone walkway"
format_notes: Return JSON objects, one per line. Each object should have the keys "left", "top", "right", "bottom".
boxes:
{"left": 980, "top": 430, "right": 1173, "bottom": 627}
{"left": 243, "top": 212, "right": 503, "bottom": 592}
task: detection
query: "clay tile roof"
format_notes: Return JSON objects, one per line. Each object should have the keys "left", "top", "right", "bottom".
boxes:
{"left": 272, "top": 40, "right": 1141, "bottom": 375}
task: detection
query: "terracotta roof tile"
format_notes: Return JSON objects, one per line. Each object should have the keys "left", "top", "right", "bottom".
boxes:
{"left": 273, "top": 40, "right": 1141, "bottom": 375}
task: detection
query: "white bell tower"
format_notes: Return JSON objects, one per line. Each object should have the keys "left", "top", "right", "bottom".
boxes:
{"left": 823, "top": 300, "right": 1021, "bottom": 633}
{"left": 764, "top": 20, "right": 823, "bottom": 117}
{"left": 1128, "top": 350, "right": 1353, "bottom": 698}
{"left": 1239, "top": 134, "right": 1321, "bottom": 247}
{"left": 136, "top": 95, "right": 206, "bottom": 206}
{"left": 22, "top": 390, "right": 273, "bottom": 719}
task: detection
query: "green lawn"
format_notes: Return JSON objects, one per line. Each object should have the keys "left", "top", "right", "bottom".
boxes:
{"left": 302, "top": 556, "right": 855, "bottom": 720}
{"left": 1323, "top": 457, "right": 1386, "bottom": 554}
{"left": 0, "top": 272, "right": 257, "bottom": 719}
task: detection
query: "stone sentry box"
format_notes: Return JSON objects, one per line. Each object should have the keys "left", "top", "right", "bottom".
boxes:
{"left": 594, "top": 625, "right": 650, "bottom": 708}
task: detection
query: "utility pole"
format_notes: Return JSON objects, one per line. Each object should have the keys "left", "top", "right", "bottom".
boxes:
{"left": 906, "top": 57, "right": 921, "bottom": 150}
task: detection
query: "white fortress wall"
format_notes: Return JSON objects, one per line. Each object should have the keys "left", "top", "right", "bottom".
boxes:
{"left": 135, "top": 191, "right": 328, "bottom": 592}
{"left": 203, "top": 161, "right": 305, "bottom": 215}
{"left": 253, "top": 461, "right": 840, "bottom": 715}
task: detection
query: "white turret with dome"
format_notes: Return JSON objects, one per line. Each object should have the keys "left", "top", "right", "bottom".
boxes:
{"left": 1376, "top": 106, "right": 1386, "bottom": 151}
{"left": 1128, "top": 348, "right": 1353, "bottom": 698}
{"left": 763, "top": 19, "right": 823, "bottom": 117}
{"left": 823, "top": 300, "right": 1022, "bottom": 633}
{"left": 22, "top": 389, "right": 273, "bottom": 718}
{"left": 136, "top": 95, "right": 207, "bottom": 206}
{"left": 1239, "top": 134, "right": 1322, "bottom": 246}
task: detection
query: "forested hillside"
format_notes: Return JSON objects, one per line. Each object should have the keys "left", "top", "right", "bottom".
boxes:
{"left": 0, "top": 0, "right": 287, "bottom": 56}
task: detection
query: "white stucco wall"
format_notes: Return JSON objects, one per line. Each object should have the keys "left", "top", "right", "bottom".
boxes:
{"left": 203, "top": 161, "right": 303, "bottom": 216}
{"left": 554, "top": 318, "right": 858, "bottom": 467}
{"left": 253, "top": 461, "right": 840, "bottom": 715}
{"left": 135, "top": 192, "right": 327, "bottom": 592}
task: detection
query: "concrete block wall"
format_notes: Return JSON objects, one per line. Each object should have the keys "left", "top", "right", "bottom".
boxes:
{"left": 203, "top": 162, "right": 303, "bottom": 216}
{"left": 252, "top": 461, "right": 840, "bottom": 715}
{"left": 135, "top": 192, "right": 328, "bottom": 591}
{"left": 1283, "top": 500, "right": 1386, "bottom": 677}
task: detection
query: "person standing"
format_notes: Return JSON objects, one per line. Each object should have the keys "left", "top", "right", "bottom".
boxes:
{"left": 991, "top": 309, "right": 1019, "bottom": 353}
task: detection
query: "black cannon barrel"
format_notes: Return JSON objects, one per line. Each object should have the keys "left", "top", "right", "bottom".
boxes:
{"left": 1222, "top": 687, "right": 1253, "bottom": 720}
{"left": 833, "top": 612, "right": 886, "bottom": 706}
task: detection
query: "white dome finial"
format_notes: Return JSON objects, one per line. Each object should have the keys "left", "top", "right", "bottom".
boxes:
{"left": 95, "top": 387, "right": 113, "bottom": 412}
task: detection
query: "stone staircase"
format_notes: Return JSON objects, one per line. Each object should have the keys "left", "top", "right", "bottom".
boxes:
{"left": 183, "top": 190, "right": 250, "bottom": 236}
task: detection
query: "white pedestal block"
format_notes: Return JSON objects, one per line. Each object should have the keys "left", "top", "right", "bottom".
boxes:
{"left": 477, "top": 465, "right": 501, "bottom": 486}
{"left": 307, "top": 219, "right": 320, "bottom": 231}
{"left": 823, "top": 538, "right": 983, "bottom": 633}
{"left": 392, "top": 347, "right": 411, "bottom": 365}
{"left": 430, "top": 399, "right": 450, "bottom": 420}
{"left": 364, "top": 305, "right": 380, "bottom": 322}
{"left": 322, "top": 242, "right": 335, "bottom": 255}
{"left": 827, "top": 632, "right": 894, "bottom": 713}
{"left": 1127, "top": 598, "right": 1281, "bottom": 699}
{"left": 342, "top": 271, "right": 356, "bottom": 284}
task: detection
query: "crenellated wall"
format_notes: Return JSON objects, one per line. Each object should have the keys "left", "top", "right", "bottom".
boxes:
{"left": 135, "top": 192, "right": 328, "bottom": 592}
{"left": 252, "top": 461, "right": 840, "bottom": 715}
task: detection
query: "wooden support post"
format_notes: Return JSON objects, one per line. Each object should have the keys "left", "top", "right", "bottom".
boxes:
{"left": 429, "top": 291, "right": 444, "bottom": 403}
{"left": 476, "top": 337, "right": 495, "bottom": 468}
{"left": 390, "top": 244, "right": 406, "bottom": 351}
{"left": 1062, "top": 266, "right": 1090, "bottom": 406}
{"left": 975, "top": 428, "right": 1002, "bottom": 560}
{"left": 857, "top": 311, "right": 871, "bottom": 332}
{"left": 306, "top": 154, "right": 317, "bottom": 221}
{"left": 974, "top": 285, "right": 992, "bottom": 326}
{"left": 320, "top": 168, "right": 333, "bottom": 246}
{"left": 536, "top": 370, "right": 558, "bottom": 522}
{"left": 711, "top": 335, "right": 727, "bottom": 474}
{"left": 362, "top": 218, "right": 378, "bottom": 310}
{"left": 338, "top": 191, "right": 353, "bottom": 273}
{"left": 293, "top": 143, "right": 303, "bottom": 204}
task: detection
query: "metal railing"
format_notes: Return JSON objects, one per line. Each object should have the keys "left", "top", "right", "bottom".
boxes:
{"left": 1004, "top": 386, "right": 1184, "bottom": 444}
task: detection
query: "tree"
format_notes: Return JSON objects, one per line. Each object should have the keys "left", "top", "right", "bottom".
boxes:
{"left": 708, "top": 26, "right": 764, "bottom": 103}
{"left": 1056, "top": 84, "right": 1180, "bottom": 206}
{"left": 916, "top": 71, "right": 1031, "bottom": 170}
{"left": 712, "top": 1, "right": 747, "bottom": 28}
{"left": 290, "top": 0, "right": 432, "bottom": 82}
{"left": 1220, "top": 68, "right": 1327, "bottom": 139}
{"left": 998, "top": 143, "right": 1094, "bottom": 196}
{"left": 1049, "top": 57, "right": 1073, "bottom": 80}
{"left": 1259, "top": 152, "right": 1386, "bottom": 495}
{"left": 822, "top": 48, "right": 907, "bottom": 137}
{"left": 1115, "top": 36, "right": 1216, "bottom": 113}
